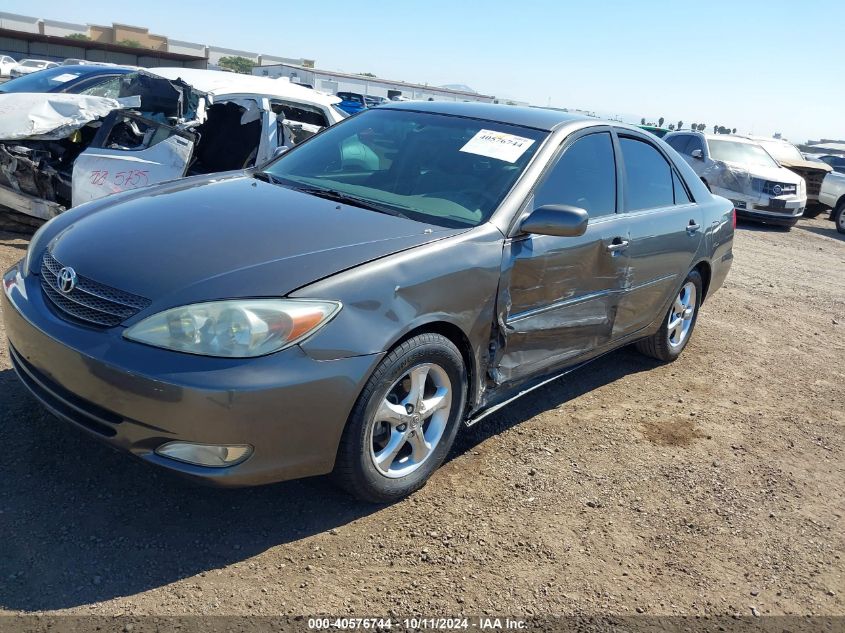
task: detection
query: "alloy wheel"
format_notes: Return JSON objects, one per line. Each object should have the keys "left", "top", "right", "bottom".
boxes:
{"left": 368, "top": 363, "right": 452, "bottom": 479}
{"left": 667, "top": 282, "right": 697, "bottom": 349}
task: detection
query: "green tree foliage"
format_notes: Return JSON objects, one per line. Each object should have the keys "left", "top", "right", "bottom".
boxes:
{"left": 67, "top": 33, "right": 91, "bottom": 41}
{"left": 118, "top": 39, "right": 142, "bottom": 48}
{"left": 219, "top": 55, "right": 256, "bottom": 74}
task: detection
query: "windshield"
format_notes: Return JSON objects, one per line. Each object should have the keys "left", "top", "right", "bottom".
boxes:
{"left": 708, "top": 139, "right": 779, "bottom": 168}
{"left": 0, "top": 66, "right": 85, "bottom": 93}
{"left": 263, "top": 108, "right": 546, "bottom": 228}
{"left": 757, "top": 139, "right": 803, "bottom": 163}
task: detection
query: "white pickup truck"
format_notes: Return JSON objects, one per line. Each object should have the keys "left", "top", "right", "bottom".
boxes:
{"left": 819, "top": 171, "right": 845, "bottom": 234}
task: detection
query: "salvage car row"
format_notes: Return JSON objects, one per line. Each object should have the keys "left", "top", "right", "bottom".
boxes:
{"left": 0, "top": 67, "right": 346, "bottom": 221}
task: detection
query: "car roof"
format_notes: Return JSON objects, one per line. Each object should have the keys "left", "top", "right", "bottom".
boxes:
{"left": 702, "top": 134, "right": 758, "bottom": 144}
{"left": 146, "top": 67, "right": 341, "bottom": 107}
{"left": 380, "top": 101, "right": 589, "bottom": 131}
{"left": 54, "top": 65, "right": 135, "bottom": 75}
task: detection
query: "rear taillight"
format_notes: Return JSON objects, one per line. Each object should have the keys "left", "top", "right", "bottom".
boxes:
{"left": 732, "top": 208, "right": 737, "bottom": 229}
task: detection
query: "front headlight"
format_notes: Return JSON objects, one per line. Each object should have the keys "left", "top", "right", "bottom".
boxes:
{"left": 123, "top": 299, "right": 341, "bottom": 357}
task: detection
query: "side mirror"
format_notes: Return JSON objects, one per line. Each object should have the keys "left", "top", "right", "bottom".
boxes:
{"left": 691, "top": 149, "right": 704, "bottom": 159}
{"left": 273, "top": 145, "right": 291, "bottom": 158}
{"left": 520, "top": 204, "right": 589, "bottom": 238}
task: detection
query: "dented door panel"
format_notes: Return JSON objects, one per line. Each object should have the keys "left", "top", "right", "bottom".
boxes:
{"left": 494, "top": 217, "right": 630, "bottom": 384}
{"left": 71, "top": 111, "right": 195, "bottom": 206}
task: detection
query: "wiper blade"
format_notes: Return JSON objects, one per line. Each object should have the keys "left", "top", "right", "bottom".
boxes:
{"left": 293, "top": 185, "right": 410, "bottom": 219}
{"left": 252, "top": 171, "right": 281, "bottom": 184}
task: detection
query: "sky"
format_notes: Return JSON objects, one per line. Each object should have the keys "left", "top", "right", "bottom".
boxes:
{"left": 6, "top": 0, "right": 843, "bottom": 143}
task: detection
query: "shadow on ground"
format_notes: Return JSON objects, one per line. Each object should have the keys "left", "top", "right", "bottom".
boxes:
{"left": 794, "top": 221, "right": 844, "bottom": 242}
{"left": 0, "top": 346, "right": 655, "bottom": 612}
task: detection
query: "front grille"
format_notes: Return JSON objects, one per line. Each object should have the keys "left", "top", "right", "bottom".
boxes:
{"left": 40, "top": 250, "right": 151, "bottom": 328}
{"left": 752, "top": 178, "right": 797, "bottom": 196}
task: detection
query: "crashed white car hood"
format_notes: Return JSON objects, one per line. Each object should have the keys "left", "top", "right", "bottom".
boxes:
{"left": 0, "top": 93, "right": 122, "bottom": 141}
{"left": 721, "top": 162, "right": 803, "bottom": 185}
{"left": 146, "top": 67, "right": 341, "bottom": 108}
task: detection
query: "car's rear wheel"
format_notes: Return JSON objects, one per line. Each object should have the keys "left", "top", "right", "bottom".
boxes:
{"left": 333, "top": 333, "right": 466, "bottom": 503}
{"left": 834, "top": 201, "right": 845, "bottom": 235}
{"left": 635, "top": 270, "right": 703, "bottom": 362}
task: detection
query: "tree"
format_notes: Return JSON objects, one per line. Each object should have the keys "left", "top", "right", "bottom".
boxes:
{"left": 690, "top": 122, "right": 697, "bottom": 130}
{"left": 697, "top": 123, "right": 706, "bottom": 131}
{"left": 640, "top": 117, "right": 646, "bottom": 125}
{"left": 658, "top": 116, "right": 665, "bottom": 128}
{"left": 118, "top": 39, "right": 142, "bottom": 48}
{"left": 67, "top": 33, "right": 91, "bottom": 41}
{"left": 668, "top": 124, "right": 675, "bottom": 130}
{"left": 732, "top": 128, "right": 737, "bottom": 134}
{"left": 357, "top": 72, "right": 377, "bottom": 77}
{"left": 677, "top": 120, "right": 683, "bottom": 130}
{"left": 219, "top": 55, "right": 256, "bottom": 74}
{"left": 714, "top": 124, "right": 718, "bottom": 134}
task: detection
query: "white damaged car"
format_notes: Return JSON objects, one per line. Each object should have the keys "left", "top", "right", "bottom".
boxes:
{"left": 664, "top": 131, "right": 806, "bottom": 228}
{"left": 0, "top": 68, "right": 346, "bottom": 225}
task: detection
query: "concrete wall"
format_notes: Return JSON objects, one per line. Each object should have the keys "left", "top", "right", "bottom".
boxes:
{"left": 169, "top": 38, "right": 207, "bottom": 58}
{"left": 207, "top": 46, "right": 259, "bottom": 66}
{"left": 41, "top": 18, "right": 87, "bottom": 38}
{"left": 255, "top": 64, "right": 493, "bottom": 103}
{"left": 0, "top": 12, "right": 40, "bottom": 34}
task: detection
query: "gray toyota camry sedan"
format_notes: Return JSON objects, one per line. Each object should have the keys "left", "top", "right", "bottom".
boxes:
{"left": 2, "top": 102, "right": 734, "bottom": 502}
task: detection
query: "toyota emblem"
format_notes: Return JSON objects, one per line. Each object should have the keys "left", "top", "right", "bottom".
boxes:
{"left": 56, "top": 267, "right": 77, "bottom": 294}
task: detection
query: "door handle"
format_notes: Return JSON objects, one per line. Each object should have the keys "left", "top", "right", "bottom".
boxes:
{"left": 606, "top": 238, "right": 629, "bottom": 253}
{"left": 686, "top": 221, "right": 701, "bottom": 233}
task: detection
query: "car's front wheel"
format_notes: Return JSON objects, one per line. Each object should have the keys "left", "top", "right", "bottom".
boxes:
{"left": 333, "top": 333, "right": 467, "bottom": 503}
{"left": 834, "top": 200, "right": 845, "bottom": 235}
{"left": 635, "top": 269, "right": 703, "bottom": 362}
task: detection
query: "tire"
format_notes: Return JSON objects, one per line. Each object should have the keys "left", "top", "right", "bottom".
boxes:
{"left": 635, "top": 269, "right": 703, "bottom": 362}
{"left": 834, "top": 201, "right": 845, "bottom": 235}
{"left": 803, "top": 204, "right": 823, "bottom": 219}
{"left": 332, "top": 333, "right": 467, "bottom": 503}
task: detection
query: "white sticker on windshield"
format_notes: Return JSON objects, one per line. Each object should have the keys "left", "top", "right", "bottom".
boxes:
{"left": 459, "top": 129, "right": 535, "bottom": 163}
{"left": 50, "top": 73, "right": 82, "bottom": 83}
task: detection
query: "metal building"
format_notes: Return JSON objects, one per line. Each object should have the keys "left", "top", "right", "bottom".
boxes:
{"left": 254, "top": 63, "right": 495, "bottom": 103}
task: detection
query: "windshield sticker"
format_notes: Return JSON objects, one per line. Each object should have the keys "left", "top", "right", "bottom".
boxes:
{"left": 460, "top": 129, "right": 535, "bottom": 163}
{"left": 50, "top": 73, "right": 82, "bottom": 83}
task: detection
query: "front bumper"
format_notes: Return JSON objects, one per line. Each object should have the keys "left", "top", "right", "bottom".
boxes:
{"left": 715, "top": 187, "right": 806, "bottom": 227}
{"left": 2, "top": 262, "right": 382, "bottom": 487}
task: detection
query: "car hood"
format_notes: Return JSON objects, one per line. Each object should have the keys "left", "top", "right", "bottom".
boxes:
{"left": 48, "top": 175, "right": 465, "bottom": 312}
{"left": 776, "top": 157, "right": 832, "bottom": 173}
{"left": 721, "top": 161, "right": 803, "bottom": 185}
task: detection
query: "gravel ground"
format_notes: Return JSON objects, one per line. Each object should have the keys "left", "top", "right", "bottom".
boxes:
{"left": 0, "top": 216, "right": 842, "bottom": 618}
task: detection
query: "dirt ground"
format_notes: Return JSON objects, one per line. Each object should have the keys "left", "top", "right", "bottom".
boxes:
{"left": 0, "top": 215, "right": 842, "bottom": 619}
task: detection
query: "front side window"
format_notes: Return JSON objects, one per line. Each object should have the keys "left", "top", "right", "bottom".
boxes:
{"left": 264, "top": 109, "right": 547, "bottom": 228}
{"left": 533, "top": 132, "right": 616, "bottom": 218}
{"left": 620, "top": 137, "right": 674, "bottom": 211}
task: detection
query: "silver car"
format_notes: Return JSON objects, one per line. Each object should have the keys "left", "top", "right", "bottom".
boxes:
{"left": 664, "top": 131, "right": 806, "bottom": 228}
{"left": 4, "top": 102, "right": 734, "bottom": 502}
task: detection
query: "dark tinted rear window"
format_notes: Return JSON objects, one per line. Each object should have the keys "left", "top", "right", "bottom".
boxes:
{"left": 620, "top": 137, "right": 674, "bottom": 211}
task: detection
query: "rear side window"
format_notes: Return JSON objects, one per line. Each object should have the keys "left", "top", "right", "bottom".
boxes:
{"left": 534, "top": 132, "right": 616, "bottom": 218}
{"left": 620, "top": 137, "right": 674, "bottom": 211}
{"left": 673, "top": 171, "right": 692, "bottom": 204}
